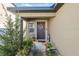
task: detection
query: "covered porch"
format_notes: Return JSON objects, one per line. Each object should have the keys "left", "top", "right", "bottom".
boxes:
{"left": 19, "top": 12, "right": 55, "bottom": 42}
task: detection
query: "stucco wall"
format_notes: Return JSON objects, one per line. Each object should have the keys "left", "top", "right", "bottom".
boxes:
{"left": 49, "top": 3, "right": 79, "bottom": 56}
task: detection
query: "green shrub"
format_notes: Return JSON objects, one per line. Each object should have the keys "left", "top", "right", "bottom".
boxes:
{"left": 22, "top": 37, "right": 33, "bottom": 49}
{"left": 16, "top": 37, "right": 33, "bottom": 56}
{"left": 46, "top": 42, "right": 57, "bottom": 56}
{"left": 0, "top": 15, "right": 25, "bottom": 56}
{"left": 47, "top": 42, "right": 53, "bottom": 48}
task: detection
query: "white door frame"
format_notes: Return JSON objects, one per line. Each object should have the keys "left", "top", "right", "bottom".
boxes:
{"left": 35, "top": 20, "right": 48, "bottom": 41}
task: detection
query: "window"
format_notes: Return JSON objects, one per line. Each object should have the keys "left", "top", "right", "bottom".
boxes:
{"left": 29, "top": 28, "right": 34, "bottom": 32}
{"left": 28, "top": 23, "right": 34, "bottom": 28}
{"left": 28, "top": 22, "right": 35, "bottom": 38}
{"left": 28, "top": 22, "right": 35, "bottom": 33}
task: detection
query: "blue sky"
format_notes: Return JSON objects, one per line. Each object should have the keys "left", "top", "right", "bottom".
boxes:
{"left": 16, "top": 3, "right": 54, "bottom": 7}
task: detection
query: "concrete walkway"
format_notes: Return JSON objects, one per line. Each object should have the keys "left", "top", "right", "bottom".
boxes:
{"left": 30, "top": 41, "right": 46, "bottom": 56}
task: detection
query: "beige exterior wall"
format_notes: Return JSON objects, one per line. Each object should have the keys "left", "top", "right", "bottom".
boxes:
{"left": 49, "top": 3, "right": 79, "bottom": 55}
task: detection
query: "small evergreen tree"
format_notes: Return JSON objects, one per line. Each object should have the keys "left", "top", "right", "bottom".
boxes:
{"left": 0, "top": 4, "right": 33, "bottom": 56}
{"left": 0, "top": 15, "right": 22, "bottom": 56}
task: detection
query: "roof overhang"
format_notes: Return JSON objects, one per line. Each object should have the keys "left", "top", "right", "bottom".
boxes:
{"left": 7, "top": 3, "right": 64, "bottom": 13}
{"left": 16, "top": 3, "right": 64, "bottom": 12}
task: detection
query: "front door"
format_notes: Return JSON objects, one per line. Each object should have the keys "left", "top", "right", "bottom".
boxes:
{"left": 37, "top": 22, "right": 45, "bottom": 41}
